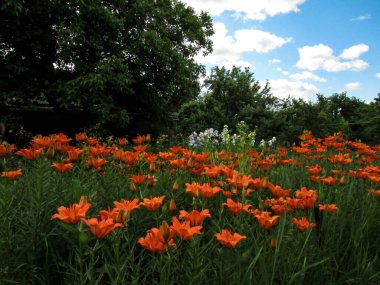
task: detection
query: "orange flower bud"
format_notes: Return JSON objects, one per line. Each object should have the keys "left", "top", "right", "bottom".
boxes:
{"left": 339, "top": 176, "right": 345, "bottom": 185}
{"left": 271, "top": 238, "right": 277, "bottom": 250}
{"left": 172, "top": 181, "right": 179, "bottom": 192}
{"left": 169, "top": 199, "right": 176, "bottom": 213}
{"left": 145, "top": 134, "right": 151, "bottom": 143}
{"left": 160, "top": 221, "right": 169, "bottom": 239}
{"left": 46, "top": 145, "right": 55, "bottom": 159}
{"left": 262, "top": 177, "right": 269, "bottom": 189}
{"left": 149, "top": 162, "right": 156, "bottom": 173}
{"left": 130, "top": 182, "right": 137, "bottom": 192}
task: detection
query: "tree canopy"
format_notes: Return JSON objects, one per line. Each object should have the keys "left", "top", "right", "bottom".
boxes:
{"left": 179, "top": 66, "right": 275, "bottom": 136}
{"left": 0, "top": 0, "right": 214, "bottom": 135}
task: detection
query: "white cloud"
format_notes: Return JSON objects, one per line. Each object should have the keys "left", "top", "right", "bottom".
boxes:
{"left": 350, "top": 14, "right": 371, "bottom": 21}
{"left": 195, "top": 22, "right": 290, "bottom": 68}
{"left": 376, "top": 73, "right": 380, "bottom": 79}
{"left": 266, "top": 79, "right": 319, "bottom": 100}
{"left": 340, "top": 44, "right": 369, "bottom": 60}
{"left": 289, "top": 71, "right": 327, "bottom": 82}
{"left": 181, "top": 0, "right": 305, "bottom": 20}
{"left": 296, "top": 44, "right": 369, "bottom": 72}
{"left": 234, "top": 29, "right": 291, "bottom": 53}
{"left": 269, "top": 58, "right": 281, "bottom": 64}
{"left": 344, "top": 82, "right": 361, "bottom": 90}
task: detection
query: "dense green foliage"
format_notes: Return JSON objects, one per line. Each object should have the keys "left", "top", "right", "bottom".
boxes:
{"left": 0, "top": 0, "right": 213, "bottom": 135}
{"left": 180, "top": 66, "right": 380, "bottom": 144}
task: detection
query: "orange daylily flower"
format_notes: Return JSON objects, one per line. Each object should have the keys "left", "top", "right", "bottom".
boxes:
{"left": 215, "top": 229, "right": 246, "bottom": 248}
{"left": 89, "top": 145, "right": 112, "bottom": 157}
{"left": 86, "top": 137, "right": 99, "bottom": 146}
{"left": 169, "top": 158, "right": 186, "bottom": 169}
{"left": 271, "top": 204, "right": 286, "bottom": 215}
{"left": 179, "top": 209, "right": 211, "bottom": 226}
{"left": 0, "top": 144, "right": 16, "bottom": 157}
{"left": 129, "top": 174, "right": 147, "bottom": 185}
{"left": 329, "top": 153, "right": 351, "bottom": 165}
{"left": 368, "top": 189, "right": 380, "bottom": 197}
{"left": 158, "top": 151, "right": 176, "bottom": 161}
{"left": 309, "top": 175, "right": 320, "bottom": 183}
{"left": 268, "top": 184, "right": 291, "bottom": 198}
{"left": 99, "top": 208, "right": 128, "bottom": 224}
{"left": 31, "top": 136, "right": 55, "bottom": 149}
{"left": 299, "top": 197, "right": 317, "bottom": 210}
{"left": 305, "top": 164, "right": 323, "bottom": 176}
{"left": 85, "top": 157, "right": 108, "bottom": 170}
{"left": 1, "top": 169, "right": 23, "bottom": 181}
{"left": 141, "top": 196, "right": 165, "bottom": 211}
{"left": 292, "top": 217, "right": 316, "bottom": 232}
{"left": 16, "top": 148, "right": 42, "bottom": 160}
{"left": 254, "top": 211, "right": 280, "bottom": 231}
{"left": 75, "top": 133, "right": 88, "bottom": 143}
{"left": 113, "top": 198, "right": 140, "bottom": 214}
{"left": 185, "top": 182, "right": 201, "bottom": 197}
{"left": 51, "top": 162, "right": 74, "bottom": 173}
{"left": 138, "top": 224, "right": 176, "bottom": 253}
{"left": 368, "top": 175, "right": 380, "bottom": 184}
{"left": 132, "top": 135, "right": 145, "bottom": 145}
{"left": 247, "top": 177, "right": 266, "bottom": 190}
{"left": 187, "top": 183, "right": 221, "bottom": 199}
{"left": 64, "top": 148, "right": 84, "bottom": 163}
{"left": 118, "top": 138, "right": 128, "bottom": 146}
{"left": 133, "top": 145, "right": 148, "bottom": 153}
{"left": 226, "top": 173, "right": 251, "bottom": 189}
{"left": 191, "top": 152, "right": 208, "bottom": 163}
{"left": 170, "top": 217, "right": 202, "bottom": 240}
{"left": 319, "top": 204, "right": 339, "bottom": 214}
{"left": 82, "top": 217, "right": 123, "bottom": 239}
{"left": 279, "top": 159, "right": 293, "bottom": 166}
{"left": 222, "top": 198, "right": 251, "bottom": 216}
{"left": 321, "top": 176, "right": 337, "bottom": 185}
{"left": 51, "top": 133, "right": 72, "bottom": 144}
{"left": 286, "top": 197, "right": 302, "bottom": 210}
{"left": 295, "top": 187, "right": 317, "bottom": 199}
{"left": 51, "top": 196, "right": 91, "bottom": 224}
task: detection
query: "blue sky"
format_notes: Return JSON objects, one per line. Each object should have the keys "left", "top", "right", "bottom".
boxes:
{"left": 182, "top": 0, "right": 380, "bottom": 102}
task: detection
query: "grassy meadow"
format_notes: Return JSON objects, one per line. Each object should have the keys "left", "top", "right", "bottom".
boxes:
{"left": 0, "top": 131, "right": 379, "bottom": 285}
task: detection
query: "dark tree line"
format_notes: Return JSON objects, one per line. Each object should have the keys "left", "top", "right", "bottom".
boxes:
{"left": 180, "top": 66, "right": 380, "bottom": 144}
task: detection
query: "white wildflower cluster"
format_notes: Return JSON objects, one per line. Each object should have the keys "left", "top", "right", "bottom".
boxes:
{"left": 220, "top": 125, "right": 235, "bottom": 145}
{"left": 188, "top": 128, "right": 220, "bottom": 148}
{"left": 189, "top": 122, "right": 257, "bottom": 149}
{"left": 259, "top": 137, "right": 277, "bottom": 147}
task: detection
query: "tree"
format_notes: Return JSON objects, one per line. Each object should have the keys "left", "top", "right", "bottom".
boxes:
{"left": 179, "top": 66, "right": 275, "bottom": 136}
{"left": 0, "top": 0, "right": 214, "bottom": 135}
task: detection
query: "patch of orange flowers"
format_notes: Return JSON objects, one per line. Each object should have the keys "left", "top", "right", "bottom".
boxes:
{"left": 4, "top": 130, "right": 374, "bottom": 252}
